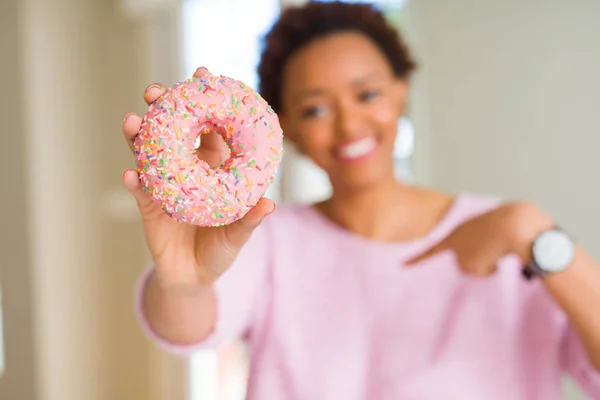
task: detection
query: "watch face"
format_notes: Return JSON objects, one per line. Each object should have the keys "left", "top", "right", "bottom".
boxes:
{"left": 533, "top": 229, "right": 575, "bottom": 272}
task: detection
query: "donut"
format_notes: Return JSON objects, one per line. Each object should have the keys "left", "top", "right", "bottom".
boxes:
{"left": 134, "top": 72, "right": 284, "bottom": 227}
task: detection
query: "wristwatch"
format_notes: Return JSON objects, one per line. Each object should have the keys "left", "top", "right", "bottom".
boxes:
{"left": 522, "top": 227, "right": 575, "bottom": 280}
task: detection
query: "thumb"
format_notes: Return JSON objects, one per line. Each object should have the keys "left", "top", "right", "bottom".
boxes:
{"left": 122, "top": 169, "right": 156, "bottom": 215}
{"left": 223, "top": 197, "right": 276, "bottom": 248}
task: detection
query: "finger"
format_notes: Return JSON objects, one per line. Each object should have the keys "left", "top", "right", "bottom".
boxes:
{"left": 123, "top": 113, "right": 143, "bottom": 152}
{"left": 195, "top": 133, "right": 231, "bottom": 167}
{"left": 404, "top": 242, "right": 448, "bottom": 267}
{"left": 223, "top": 197, "right": 276, "bottom": 248}
{"left": 196, "top": 131, "right": 228, "bottom": 151}
{"left": 122, "top": 169, "right": 154, "bottom": 213}
{"left": 193, "top": 66, "right": 211, "bottom": 78}
{"left": 143, "top": 83, "right": 167, "bottom": 105}
{"left": 196, "top": 132, "right": 231, "bottom": 167}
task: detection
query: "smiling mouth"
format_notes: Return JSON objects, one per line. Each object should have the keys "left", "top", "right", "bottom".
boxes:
{"left": 335, "top": 136, "right": 379, "bottom": 163}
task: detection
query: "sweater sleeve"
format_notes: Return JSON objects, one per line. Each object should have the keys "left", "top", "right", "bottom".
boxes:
{"left": 560, "top": 321, "right": 600, "bottom": 397}
{"left": 133, "top": 220, "right": 271, "bottom": 356}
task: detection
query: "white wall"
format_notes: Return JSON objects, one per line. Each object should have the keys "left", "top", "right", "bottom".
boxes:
{"left": 404, "top": 1, "right": 600, "bottom": 398}
{"left": 406, "top": 0, "right": 600, "bottom": 254}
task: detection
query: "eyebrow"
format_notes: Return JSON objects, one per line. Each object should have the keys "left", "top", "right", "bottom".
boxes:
{"left": 351, "top": 73, "right": 381, "bottom": 86}
{"left": 294, "top": 88, "right": 325, "bottom": 102}
{"left": 293, "top": 73, "right": 383, "bottom": 102}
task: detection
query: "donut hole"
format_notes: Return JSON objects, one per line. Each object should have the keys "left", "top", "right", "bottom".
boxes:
{"left": 194, "top": 130, "right": 231, "bottom": 168}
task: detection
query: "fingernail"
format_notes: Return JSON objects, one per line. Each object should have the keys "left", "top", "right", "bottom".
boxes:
{"left": 122, "top": 169, "right": 129, "bottom": 179}
{"left": 266, "top": 203, "right": 276, "bottom": 216}
{"left": 195, "top": 67, "right": 208, "bottom": 75}
{"left": 145, "top": 84, "right": 161, "bottom": 93}
{"left": 124, "top": 113, "right": 135, "bottom": 123}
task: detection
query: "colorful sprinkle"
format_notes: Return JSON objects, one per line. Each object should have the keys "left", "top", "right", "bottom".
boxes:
{"left": 133, "top": 72, "right": 284, "bottom": 227}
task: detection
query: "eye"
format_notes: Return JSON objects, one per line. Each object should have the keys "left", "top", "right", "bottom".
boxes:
{"left": 359, "top": 90, "right": 380, "bottom": 103}
{"left": 300, "top": 105, "right": 329, "bottom": 119}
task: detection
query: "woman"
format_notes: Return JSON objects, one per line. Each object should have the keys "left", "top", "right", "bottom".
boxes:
{"left": 121, "top": 2, "right": 600, "bottom": 399}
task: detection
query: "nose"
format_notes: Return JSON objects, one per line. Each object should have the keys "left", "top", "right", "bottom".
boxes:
{"left": 334, "top": 100, "right": 363, "bottom": 139}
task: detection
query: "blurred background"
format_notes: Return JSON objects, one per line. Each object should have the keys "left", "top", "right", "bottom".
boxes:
{"left": 1, "top": 0, "right": 599, "bottom": 399}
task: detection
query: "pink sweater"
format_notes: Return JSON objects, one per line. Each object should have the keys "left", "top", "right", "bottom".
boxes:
{"left": 135, "top": 193, "right": 600, "bottom": 399}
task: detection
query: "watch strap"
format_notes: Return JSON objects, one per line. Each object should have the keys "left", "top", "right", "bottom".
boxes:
{"left": 522, "top": 261, "right": 548, "bottom": 280}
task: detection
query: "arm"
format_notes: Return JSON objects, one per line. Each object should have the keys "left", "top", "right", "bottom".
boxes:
{"left": 544, "top": 247, "right": 600, "bottom": 371}
{"left": 141, "top": 269, "right": 217, "bottom": 346}
{"left": 510, "top": 203, "right": 600, "bottom": 372}
{"left": 124, "top": 68, "right": 275, "bottom": 355}
{"left": 405, "top": 198, "right": 600, "bottom": 393}
{"left": 134, "top": 220, "right": 272, "bottom": 355}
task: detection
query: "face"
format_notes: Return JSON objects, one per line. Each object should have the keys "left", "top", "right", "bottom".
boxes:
{"left": 280, "top": 31, "right": 407, "bottom": 192}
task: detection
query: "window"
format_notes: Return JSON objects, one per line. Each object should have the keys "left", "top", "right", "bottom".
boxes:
{"left": 181, "top": 1, "right": 280, "bottom": 399}
{"left": 182, "top": 0, "right": 282, "bottom": 204}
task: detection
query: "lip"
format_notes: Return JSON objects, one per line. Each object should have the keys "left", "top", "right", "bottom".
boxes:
{"left": 333, "top": 135, "right": 380, "bottom": 165}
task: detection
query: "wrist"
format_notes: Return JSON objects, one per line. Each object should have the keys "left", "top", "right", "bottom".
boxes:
{"left": 506, "top": 202, "right": 554, "bottom": 263}
{"left": 150, "top": 267, "right": 214, "bottom": 296}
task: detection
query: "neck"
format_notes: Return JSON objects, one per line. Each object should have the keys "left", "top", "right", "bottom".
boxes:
{"left": 319, "top": 174, "right": 453, "bottom": 242}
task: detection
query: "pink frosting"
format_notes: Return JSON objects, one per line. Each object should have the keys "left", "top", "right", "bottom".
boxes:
{"left": 134, "top": 72, "right": 284, "bottom": 227}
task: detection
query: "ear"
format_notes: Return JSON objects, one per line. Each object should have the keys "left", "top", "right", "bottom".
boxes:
{"left": 391, "top": 78, "right": 408, "bottom": 116}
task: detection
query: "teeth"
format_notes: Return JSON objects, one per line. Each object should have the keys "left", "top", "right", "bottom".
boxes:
{"left": 338, "top": 137, "right": 376, "bottom": 159}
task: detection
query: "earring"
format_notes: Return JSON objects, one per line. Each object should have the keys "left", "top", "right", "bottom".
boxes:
{"left": 394, "top": 117, "right": 414, "bottom": 159}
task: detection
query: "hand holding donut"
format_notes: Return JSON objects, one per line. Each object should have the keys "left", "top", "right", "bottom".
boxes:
{"left": 122, "top": 67, "right": 278, "bottom": 288}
